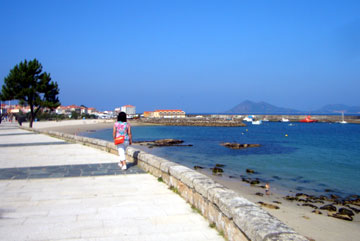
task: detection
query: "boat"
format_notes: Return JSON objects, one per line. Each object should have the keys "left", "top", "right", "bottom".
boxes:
{"left": 338, "top": 112, "right": 347, "bottom": 124}
{"left": 281, "top": 117, "right": 289, "bottom": 122}
{"left": 252, "top": 120, "right": 262, "bottom": 125}
{"left": 243, "top": 115, "right": 253, "bottom": 122}
{"left": 262, "top": 116, "right": 269, "bottom": 122}
{"left": 300, "top": 115, "right": 318, "bottom": 123}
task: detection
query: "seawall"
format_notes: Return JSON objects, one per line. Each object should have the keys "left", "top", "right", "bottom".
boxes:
{"left": 21, "top": 126, "right": 309, "bottom": 241}
{"left": 139, "top": 118, "right": 246, "bottom": 127}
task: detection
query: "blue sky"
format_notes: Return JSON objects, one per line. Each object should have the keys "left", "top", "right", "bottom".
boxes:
{"left": 0, "top": 0, "right": 359, "bottom": 113}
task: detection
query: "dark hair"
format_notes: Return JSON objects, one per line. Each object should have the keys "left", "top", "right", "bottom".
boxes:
{"left": 117, "top": 112, "right": 127, "bottom": 122}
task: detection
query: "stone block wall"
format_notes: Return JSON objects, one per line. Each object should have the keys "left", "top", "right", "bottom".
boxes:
{"left": 22, "top": 127, "right": 309, "bottom": 241}
{"left": 126, "top": 146, "right": 309, "bottom": 241}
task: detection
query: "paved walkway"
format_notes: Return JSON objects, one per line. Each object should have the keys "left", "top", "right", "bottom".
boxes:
{"left": 0, "top": 123, "right": 224, "bottom": 241}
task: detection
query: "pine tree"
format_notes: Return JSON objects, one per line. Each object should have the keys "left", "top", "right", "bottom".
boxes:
{"left": 0, "top": 59, "right": 60, "bottom": 127}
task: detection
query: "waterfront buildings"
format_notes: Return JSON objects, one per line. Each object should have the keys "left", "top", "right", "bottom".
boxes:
{"left": 144, "top": 109, "right": 186, "bottom": 118}
{"left": 120, "top": 105, "right": 136, "bottom": 115}
{"left": 117, "top": 105, "right": 136, "bottom": 118}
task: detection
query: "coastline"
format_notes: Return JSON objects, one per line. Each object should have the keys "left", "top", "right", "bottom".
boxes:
{"left": 32, "top": 120, "right": 360, "bottom": 241}
{"left": 28, "top": 119, "right": 154, "bottom": 135}
{"left": 197, "top": 170, "right": 360, "bottom": 241}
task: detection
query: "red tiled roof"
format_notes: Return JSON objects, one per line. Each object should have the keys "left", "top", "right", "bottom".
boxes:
{"left": 67, "top": 105, "right": 81, "bottom": 109}
{"left": 122, "top": 105, "right": 135, "bottom": 108}
{"left": 154, "top": 110, "right": 184, "bottom": 112}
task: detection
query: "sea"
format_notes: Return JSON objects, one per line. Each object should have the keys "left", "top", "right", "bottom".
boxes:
{"left": 80, "top": 122, "right": 360, "bottom": 198}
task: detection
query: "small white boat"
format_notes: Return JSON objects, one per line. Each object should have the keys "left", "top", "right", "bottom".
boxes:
{"left": 339, "top": 112, "right": 347, "bottom": 124}
{"left": 262, "top": 118, "right": 269, "bottom": 122}
{"left": 281, "top": 117, "right": 289, "bottom": 122}
{"left": 252, "top": 120, "right": 262, "bottom": 125}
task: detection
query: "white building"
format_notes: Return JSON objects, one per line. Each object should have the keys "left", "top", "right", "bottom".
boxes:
{"left": 121, "top": 105, "right": 136, "bottom": 117}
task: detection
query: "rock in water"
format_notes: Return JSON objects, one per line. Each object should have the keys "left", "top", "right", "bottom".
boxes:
{"left": 212, "top": 167, "right": 224, "bottom": 174}
{"left": 320, "top": 204, "right": 337, "bottom": 212}
{"left": 347, "top": 206, "right": 360, "bottom": 214}
{"left": 338, "top": 208, "right": 355, "bottom": 217}
{"left": 221, "top": 142, "right": 261, "bottom": 149}
{"left": 194, "top": 165, "right": 204, "bottom": 170}
{"left": 302, "top": 203, "right": 318, "bottom": 209}
{"left": 246, "top": 168, "right": 255, "bottom": 174}
{"left": 215, "top": 164, "right": 225, "bottom": 168}
{"left": 284, "top": 196, "right": 297, "bottom": 201}
{"left": 154, "top": 139, "right": 184, "bottom": 145}
{"left": 250, "top": 179, "right": 260, "bottom": 185}
{"left": 135, "top": 139, "right": 192, "bottom": 148}
{"left": 242, "top": 177, "right": 251, "bottom": 183}
{"left": 312, "top": 210, "right": 322, "bottom": 215}
{"left": 258, "top": 201, "right": 280, "bottom": 209}
{"left": 331, "top": 213, "right": 353, "bottom": 221}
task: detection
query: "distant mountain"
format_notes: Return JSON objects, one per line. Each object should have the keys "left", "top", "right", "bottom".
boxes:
{"left": 312, "top": 104, "right": 360, "bottom": 114}
{"left": 225, "top": 100, "right": 301, "bottom": 114}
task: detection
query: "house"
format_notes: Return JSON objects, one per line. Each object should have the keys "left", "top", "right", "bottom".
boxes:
{"left": 121, "top": 105, "right": 136, "bottom": 115}
{"left": 153, "top": 110, "right": 186, "bottom": 118}
{"left": 0, "top": 103, "right": 8, "bottom": 114}
{"left": 143, "top": 111, "right": 153, "bottom": 118}
{"left": 67, "top": 105, "right": 81, "bottom": 113}
{"left": 8, "top": 105, "right": 31, "bottom": 114}
{"left": 87, "top": 107, "right": 97, "bottom": 115}
{"left": 120, "top": 105, "right": 136, "bottom": 118}
{"left": 80, "top": 107, "right": 88, "bottom": 115}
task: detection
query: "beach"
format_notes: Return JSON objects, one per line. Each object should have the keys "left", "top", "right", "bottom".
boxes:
{"left": 27, "top": 119, "right": 152, "bottom": 135}
{"left": 32, "top": 120, "right": 360, "bottom": 241}
{"left": 202, "top": 171, "right": 360, "bottom": 241}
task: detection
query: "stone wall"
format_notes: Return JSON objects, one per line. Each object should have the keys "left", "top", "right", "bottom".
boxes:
{"left": 126, "top": 147, "right": 309, "bottom": 241}
{"left": 139, "top": 118, "right": 246, "bottom": 127}
{"left": 22, "top": 127, "right": 308, "bottom": 241}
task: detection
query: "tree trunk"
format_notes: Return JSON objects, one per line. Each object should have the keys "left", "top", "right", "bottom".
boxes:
{"left": 29, "top": 105, "right": 34, "bottom": 128}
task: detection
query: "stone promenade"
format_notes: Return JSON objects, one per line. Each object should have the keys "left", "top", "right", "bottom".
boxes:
{"left": 0, "top": 123, "right": 224, "bottom": 241}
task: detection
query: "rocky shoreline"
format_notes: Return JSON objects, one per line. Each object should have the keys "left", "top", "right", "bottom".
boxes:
{"left": 134, "top": 138, "right": 360, "bottom": 223}
{"left": 194, "top": 164, "right": 360, "bottom": 223}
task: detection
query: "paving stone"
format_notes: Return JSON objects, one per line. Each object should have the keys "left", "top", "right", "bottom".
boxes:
{"left": 0, "top": 124, "right": 224, "bottom": 241}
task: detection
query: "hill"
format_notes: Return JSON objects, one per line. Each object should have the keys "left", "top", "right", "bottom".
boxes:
{"left": 225, "top": 100, "right": 301, "bottom": 114}
{"left": 313, "top": 104, "right": 360, "bottom": 114}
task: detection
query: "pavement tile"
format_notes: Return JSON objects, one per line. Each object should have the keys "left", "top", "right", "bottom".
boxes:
{"left": 0, "top": 124, "right": 224, "bottom": 241}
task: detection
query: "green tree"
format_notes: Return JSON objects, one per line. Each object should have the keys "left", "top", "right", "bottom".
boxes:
{"left": 0, "top": 59, "right": 60, "bottom": 127}
{"left": 70, "top": 111, "right": 79, "bottom": 119}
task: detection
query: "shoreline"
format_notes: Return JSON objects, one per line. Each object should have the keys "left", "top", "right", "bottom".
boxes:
{"left": 30, "top": 119, "right": 155, "bottom": 135}
{"left": 33, "top": 120, "right": 360, "bottom": 241}
{"left": 197, "top": 169, "right": 360, "bottom": 241}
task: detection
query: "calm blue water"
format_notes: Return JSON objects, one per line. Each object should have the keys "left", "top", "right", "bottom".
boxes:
{"left": 81, "top": 122, "right": 360, "bottom": 198}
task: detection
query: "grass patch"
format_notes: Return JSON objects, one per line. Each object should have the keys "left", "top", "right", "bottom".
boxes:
{"left": 191, "top": 205, "right": 202, "bottom": 215}
{"left": 169, "top": 186, "right": 179, "bottom": 194}
{"left": 209, "top": 223, "right": 216, "bottom": 229}
{"left": 157, "top": 177, "right": 163, "bottom": 182}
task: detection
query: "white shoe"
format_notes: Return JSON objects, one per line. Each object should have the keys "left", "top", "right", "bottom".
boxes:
{"left": 118, "top": 163, "right": 123, "bottom": 168}
{"left": 121, "top": 164, "right": 127, "bottom": 170}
